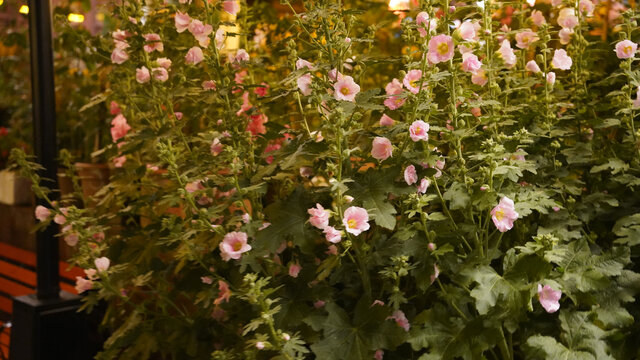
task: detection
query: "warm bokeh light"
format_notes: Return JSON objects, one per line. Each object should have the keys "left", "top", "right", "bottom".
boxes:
{"left": 67, "top": 13, "right": 84, "bottom": 23}
{"left": 0, "top": 0, "right": 4, "bottom": 7}
{"left": 388, "top": 0, "right": 410, "bottom": 11}
{"left": 18, "top": 5, "right": 28, "bottom": 14}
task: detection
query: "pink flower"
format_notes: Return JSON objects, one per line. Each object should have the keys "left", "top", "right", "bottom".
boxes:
{"left": 416, "top": 12, "right": 436, "bottom": 37}
{"left": 525, "top": 60, "right": 541, "bottom": 73}
{"left": 35, "top": 205, "right": 51, "bottom": 221}
{"left": 214, "top": 280, "right": 231, "bottom": 304}
{"left": 308, "top": 203, "right": 330, "bottom": 230}
{"left": 388, "top": 310, "right": 410, "bottom": 332}
{"left": 256, "top": 342, "right": 265, "bottom": 350}
{"left": 109, "top": 101, "right": 121, "bottom": 115}
{"left": 323, "top": 226, "right": 342, "bottom": 243}
{"left": 343, "top": 206, "right": 370, "bottom": 236}
{"left": 552, "top": 49, "right": 572, "bottom": 70}
{"left": 328, "top": 68, "right": 343, "bottom": 82}
{"left": 234, "top": 49, "right": 250, "bottom": 63}
{"left": 615, "top": 40, "right": 638, "bottom": 59}
{"left": 557, "top": 8, "right": 578, "bottom": 29}
{"left": 156, "top": 57, "right": 172, "bottom": 69}
{"left": 297, "top": 74, "right": 312, "bottom": 96}
{"left": 222, "top": 0, "right": 240, "bottom": 15}
{"left": 404, "top": 165, "right": 418, "bottom": 185}
{"left": 403, "top": 70, "right": 423, "bottom": 94}
{"left": 531, "top": 10, "right": 546, "bottom": 26}
{"left": 427, "top": 243, "right": 436, "bottom": 251}
{"left": 288, "top": 263, "right": 302, "bottom": 278}
{"left": 94, "top": 257, "right": 110, "bottom": 272}
{"left": 371, "top": 137, "right": 393, "bottom": 161}
{"left": 110, "top": 48, "right": 128, "bottom": 64}
{"left": 537, "top": 284, "right": 561, "bottom": 313}
{"left": 152, "top": 67, "right": 169, "bottom": 82}
{"left": 136, "top": 66, "right": 150, "bottom": 83}
{"left": 64, "top": 232, "right": 79, "bottom": 247}
{"left": 471, "top": 70, "right": 488, "bottom": 86}
{"left": 385, "top": 78, "right": 403, "bottom": 95}
{"left": 409, "top": 120, "right": 429, "bottom": 142}
{"left": 430, "top": 264, "right": 440, "bottom": 284}
{"left": 219, "top": 231, "right": 251, "bottom": 261}
{"left": 427, "top": 34, "right": 455, "bottom": 64}
{"left": 113, "top": 156, "right": 126, "bottom": 168}
{"left": 559, "top": 28, "right": 573, "bottom": 45}
{"left": 579, "top": 0, "right": 595, "bottom": 15}
{"left": 546, "top": 72, "right": 556, "bottom": 85}
{"left": 314, "top": 300, "right": 326, "bottom": 308}
{"left": 375, "top": 349, "right": 384, "bottom": 360}
{"left": 75, "top": 276, "right": 93, "bottom": 294}
{"left": 201, "top": 276, "right": 213, "bottom": 284}
{"left": 254, "top": 83, "right": 269, "bottom": 97}
{"left": 188, "top": 19, "right": 213, "bottom": 47}
{"left": 211, "top": 138, "right": 224, "bottom": 156}
{"left": 461, "top": 53, "right": 482, "bottom": 73}
{"left": 417, "top": 178, "right": 430, "bottom": 193}
{"left": 202, "top": 80, "right": 217, "bottom": 90}
{"left": 458, "top": 21, "right": 480, "bottom": 42}
{"left": 497, "top": 40, "right": 516, "bottom": 68}
{"left": 111, "top": 114, "right": 131, "bottom": 143}
{"left": 296, "top": 58, "right": 313, "bottom": 70}
{"left": 471, "top": 107, "right": 482, "bottom": 117}
{"left": 491, "top": 196, "right": 519, "bottom": 232}
{"left": 143, "top": 33, "right": 163, "bottom": 53}
{"left": 334, "top": 75, "right": 360, "bottom": 102}
{"left": 112, "top": 29, "right": 128, "bottom": 42}
{"left": 185, "top": 46, "right": 204, "bottom": 65}
{"left": 85, "top": 269, "right": 97, "bottom": 280}
{"left": 215, "top": 28, "right": 226, "bottom": 49}
{"left": 380, "top": 114, "right": 395, "bottom": 126}
{"left": 515, "top": 30, "right": 539, "bottom": 49}
{"left": 175, "top": 12, "right": 191, "bottom": 33}
{"left": 384, "top": 96, "right": 406, "bottom": 110}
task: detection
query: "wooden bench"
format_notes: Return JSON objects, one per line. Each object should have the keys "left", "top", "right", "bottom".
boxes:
{"left": 0, "top": 242, "right": 83, "bottom": 358}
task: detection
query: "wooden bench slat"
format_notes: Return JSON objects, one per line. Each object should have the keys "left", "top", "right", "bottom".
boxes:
{"left": 0, "top": 259, "right": 36, "bottom": 287}
{"left": 0, "top": 297, "right": 12, "bottom": 314}
{"left": 0, "top": 242, "right": 85, "bottom": 282}
{"left": 0, "top": 277, "right": 32, "bottom": 297}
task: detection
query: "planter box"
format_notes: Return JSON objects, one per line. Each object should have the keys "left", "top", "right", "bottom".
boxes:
{"left": 0, "top": 170, "right": 32, "bottom": 205}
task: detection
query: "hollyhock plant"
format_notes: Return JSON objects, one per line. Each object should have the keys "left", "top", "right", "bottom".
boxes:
{"left": 219, "top": 232, "right": 251, "bottom": 261}
{"left": 175, "top": 12, "right": 191, "bottom": 33}
{"left": 552, "top": 49, "right": 572, "bottom": 70}
{"left": 497, "top": 40, "right": 516, "bottom": 68}
{"left": 156, "top": 58, "right": 172, "bottom": 69}
{"left": 95, "top": 257, "right": 110, "bottom": 272}
{"left": 185, "top": 46, "right": 204, "bottom": 65}
{"left": 427, "top": 34, "right": 455, "bottom": 64}
{"left": 409, "top": 120, "right": 429, "bottom": 142}
{"left": 531, "top": 10, "right": 546, "bottom": 26}
{"left": 417, "top": 178, "right": 430, "bottom": 193}
{"left": 461, "top": 53, "right": 482, "bottom": 73}
{"left": 136, "top": 67, "right": 150, "bottom": 83}
{"left": 152, "top": 67, "right": 169, "bottom": 82}
{"left": 110, "top": 48, "right": 129, "bottom": 64}
{"left": 404, "top": 165, "right": 418, "bottom": 185}
{"left": 288, "top": 263, "right": 302, "bottom": 278}
{"left": 334, "top": 75, "right": 360, "bottom": 102}
{"left": 371, "top": 137, "right": 393, "bottom": 161}
{"left": 323, "top": 226, "right": 342, "bottom": 243}
{"left": 297, "top": 74, "right": 313, "bottom": 96}
{"left": 343, "top": 206, "right": 370, "bottom": 236}
{"left": 416, "top": 12, "right": 437, "bottom": 37}
{"left": 296, "top": 58, "right": 313, "bottom": 70}
{"left": 379, "top": 114, "right": 395, "bottom": 127}
{"left": 515, "top": 30, "right": 539, "bottom": 49}
{"left": 546, "top": 71, "right": 556, "bottom": 85}
{"left": 491, "top": 196, "right": 519, "bottom": 232}
{"left": 403, "top": 70, "right": 423, "bottom": 94}
{"left": 188, "top": 19, "right": 213, "bottom": 47}
{"left": 458, "top": 21, "right": 480, "bottom": 42}
{"left": 537, "top": 284, "right": 561, "bottom": 313}
{"left": 222, "top": 0, "right": 240, "bottom": 15}
{"left": 214, "top": 280, "right": 231, "bottom": 305}
{"left": 308, "top": 203, "right": 330, "bottom": 230}
{"left": 526, "top": 60, "right": 541, "bottom": 73}
{"left": 615, "top": 40, "right": 637, "bottom": 59}
{"left": 143, "top": 33, "right": 164, "bottom": 53}
{"left": 471, "top": 70, "right": 488, "bottom": 86}
{"left": 388, "top": 310, "right": 410, "bottom": 332}
{"left": 110, "top": 114, "right": 131, "bottom": 143}
{"left": 75, "top": 277, "right": 93, "bottom": 294}
{"left": 557, "top": 8, "right": 579, "bottom": 29}
{"left": 35, "top": 205, "right": 50, "bottom": 221}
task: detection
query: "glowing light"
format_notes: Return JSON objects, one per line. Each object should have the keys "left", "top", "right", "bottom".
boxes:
{"left": 388, "top": 0, "right": 410, "bottom": 11}
{"left": 96, "top": 13, "right": 105, "bottom": 21}
{"left": 19, "top": 5, "right": 29, "bottom": 14}
{"left": 67, "top": 13, "right": 84, "bottom": 23}
{"left": 0, "top": 0, "right": 4, "bottom": 7}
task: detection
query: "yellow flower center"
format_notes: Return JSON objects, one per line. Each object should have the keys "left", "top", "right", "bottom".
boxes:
{"left": 347, "top": 219, "right": 357, "bottom": 228}
{"left": 494, "top": 209, "right": 505, "bottom": 221}
{"left": 410, "top": 80, "right": 418, "bottom": 88}
{"left": 437, "top": 42, "right": 449, "bottom": 55}
{"left": 624, "top": 45, "right": 633, "bottom": 54}
{"left": 232, "top": 241, "right": 243, "bottom": 251}
{"left": 415, "top": 126, "right": 422, "bottom": 134}
{"left": 341, "top": 87, "right": 350, "bottom": 95}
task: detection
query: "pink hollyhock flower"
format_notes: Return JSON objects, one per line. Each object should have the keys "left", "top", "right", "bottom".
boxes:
{"left": 327, "top": 244, "right": 338, "bottom": 255}
{"left": 201, "top": 276, "right": 213, "bottom": 284}
{"left": 427, "top": 242, "right": 436, "bottom": 251}
{"left": 546, "top": 72, "right": 556, "bottom": 85}
{"left": 254, "top": 83, "right": 269, "bottom": 97}
{"left": 111, "top": 114, "right": 131, "bottom": 143}
{"left": 404, "top": 165, "right": 418, "bottom": 185}
{"left": 109, "top": 101, "right": 121, "bottom": 115}
{"left": 343, "top": 206, "right": 370, "bottom": 236}
{"left": 94, "top": 257, "right": 110, "bottom": 272}
{"left": 143, "top": 33, "right": 163, "bottom": 53}
{"left": 380, "top": 114, "right": 395, "bottom": 127}
{"left": 156, "top": 58, "right": 172, "bottom": 69}
{"left": 371, "top": 300, "right": 385, "bottom": 307}
{"left": 409, "top": 120, "right": 430, "bottom": 142}
{"left": 297, "top": 73, "right": 312, "bottom": 96}
{"left": 215, "top": 28, "right": 226, "bottom": 49}
{"left": 308, "top": 203, "right": 330, "bottom": 230}
{"left": 430, "top": 263, "right": 440, "bottom": 284}
{"left": 222, "top": 0, "right": 240, "bottom": 15}
{"left": 113, "top": 156, "right": 126, "bottom": 168}
{"left": 247, "top": 113, "right": 268, "bottom": 136}
{"left": 371, "top": 137, "right": 393, "bottom": 161}
{"left": 403, "top": 70, "right": 423, "bottom": 94}
{"left": 417, "top": 178, "right": 430, "bottom": 193}
{"left": 375, "top": 349, "right": 384, "bottom": 360}
{"left": 202, "top": 80, "right": 217, "bottom": 90}
{"left": 615, "top": 40, "right": 638, "bottom": 59}
{"left": 552, "top": 49, "right": 572, "bottom": 70}
{"left": 388, "top": 310, "right": 410, "bottom": 331}
{"left": 491, "top": 196, "right": 519, "bottom": 232}
{"left": 323, "top": 226, "right": 342, "bottom": 243}
{"left": 531, "top": 10, "right": 546, "bottom": 26}
{"left": 210, "top": 138, "right": 224, "bottom": 156}
{"left": 85, "top": 269, "right": 97, "bottom": 281}
{"left": 497, "top": 40, "right": 516, "bottom": 68}
{"left": 384, "top": 96, "right": 406, "bottom": 110}
{"left": 334, "top": 75, "right": 360, "bottom": 102}
{"left": 185, "top": 46, "right": 204, "bottom": 65}
{"left": 152, "top": 67, "right": 169, "bottom": 82}
{"left": 515, "top": 30, "right": 539, "bottom": 49}
{"left": 175, "top": 12, "right": 191, "bottom": 33}
{"left": 537, "top": 284, "right": 561, "bottom": 313}
{"left": 185, "top": 181, "right": 204, "bottom": 193}
{"left": 314, "top": 300, "right": 326, "bottom": 308}
{"left": 416, "top": 12, "right": 437, "bottom": 37}
{"left": 527, "top": 0, "right": 535, "bottom": 6}
{"left": 328, "top": 68, "right": 343, "bottom": 82}
{"left": 471, "top": 107, "right": 482, "bottom": 117}
{"left": 136, "top": 66, "right": 150, "bottom": 83}
{"left": 75, "top": 276, "right": 93, "bottom": 294}
{"left": 579, "top": 0, "right": 595, "bottom": 15}
{"left": 234, "top": 49, "right": 250, "bottom": 63}
{"left": 458, "top": 21, "right": 480, "bottom": 42}
{"left": 214, "top": 280, "right": 231, "bottom": 304}
{"left": 219, "top": 231, "right": 251, "bottom": 261}
{"left": 461, "top": 53, "right": 482, "bottom": 73}
{"left": 256, "top": 342, "right": 265, "bottom": 350}
{"left": 288, "top": 263, "right": 302, "bottom": 278}
{"left": 471, "top": 70, "right": 488, "bottom": 86}
{"left": 296, "top": 58, "right": 313, "bottom": 70}
{"left": 526, "top": 60, "right": 541, "bottom": 73}
{"left": 385, "top": 78, "right": 403, "bottom": 95}
{"left": 35, "top": 205, "right": 51, "bottom": 221}
{"left": 188, "top": 19, "right": 213, "bottom": 47}
{"left": 557, "top": 8, "right": 578, "bottom": 29}
{"left": 110, "top": 48, "right": 128, "bottom": 64}
{"left": 112, "top": 29, "right": 128, "bottom": 42}
{"left": 64, "top": 231, "right": 79, "bottom": 247}
{"left": 427, "top": 34, "right": 455, "bottom": 64}
{"left": 559, "top": 28, "right": 573, "bottom": 45}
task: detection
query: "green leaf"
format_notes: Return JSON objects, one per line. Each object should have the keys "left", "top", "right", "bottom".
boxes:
{"left": 526, "top": 335, "right": 596, "bottom": 360}
{"left": 613, "top": 213, "right": 640, "bottom": 246}
{"left": 464, "top": 266, "right": 524, "bottom": 315}
{"left": 442, "top": 182, "right": 470, "bottom": 211}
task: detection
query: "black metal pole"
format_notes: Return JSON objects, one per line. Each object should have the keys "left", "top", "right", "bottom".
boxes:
{"left": 28, "top": 0, "right": 60, "bottom": 300}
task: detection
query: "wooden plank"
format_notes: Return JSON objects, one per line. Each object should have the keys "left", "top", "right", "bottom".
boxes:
{"left": 0, "top": 277, "right": 32, "bottom": 297}
{"left": 0, "top": 260, "right": 36, "bottom": 287}
{"left": 0, "top": 242, "right": 85, "bottom": 282}
{"left": 0, "top": 296, "right": 11, "bottom": 314}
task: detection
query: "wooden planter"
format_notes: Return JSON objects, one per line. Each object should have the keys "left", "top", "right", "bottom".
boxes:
{"left": 0, "top": 169, "right": 32, "bottom": 205}
{"left": 74, "top": 162, "right": 110, "bottom": 198}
